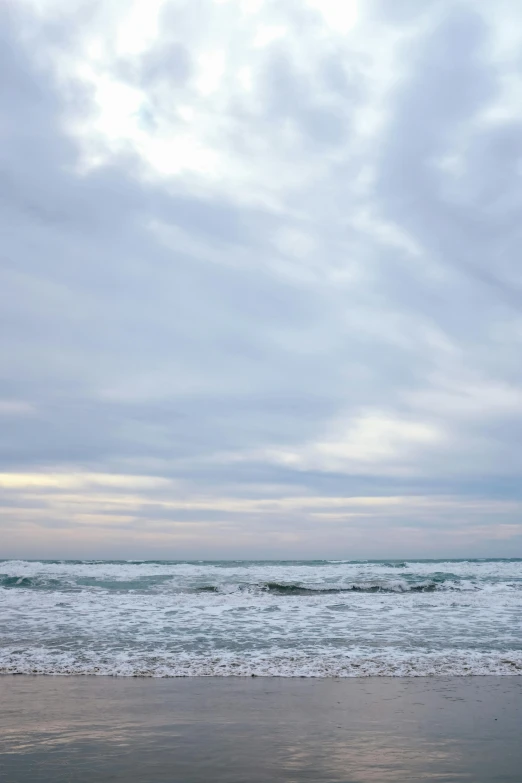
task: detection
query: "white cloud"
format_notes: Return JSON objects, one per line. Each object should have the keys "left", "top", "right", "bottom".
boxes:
{"left": 306, "top": 0, "right": 359, "bottom": 35}
{"left": 258, "top": 413, "right": 443, "bottom": 474}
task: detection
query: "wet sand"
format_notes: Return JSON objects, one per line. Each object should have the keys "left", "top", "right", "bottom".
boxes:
{"left": 1, "top": 676, "right": 521, "bottom": 782}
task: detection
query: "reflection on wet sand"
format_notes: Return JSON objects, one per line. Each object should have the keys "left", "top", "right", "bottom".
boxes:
{"left": 288, "top": 735, "right": 464, "bottom": 782}
{"left": 1, "top": 676, "right": 521, "bottom": 782}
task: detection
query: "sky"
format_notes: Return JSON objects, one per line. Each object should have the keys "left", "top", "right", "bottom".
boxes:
{"left": 2, "top": 0, "right": 522, "bottom": 559}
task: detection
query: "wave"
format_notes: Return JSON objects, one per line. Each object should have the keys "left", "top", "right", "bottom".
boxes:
{"left": 2, "top": 572, "right": 519, "bottom": 594}
{"left": 192, "top": 581, "right": 440, "bottom": 595}
{"left": 3, "top": 558, "right": 522, "bottom": 597}
{"left": 1, "top": 648, "right": 521, "bottom": 677}
{"left": 264, "top": 580, "right": 440, "bottom": 594}
{"left": 0, "top": 576, "right": 35, "bottom": 588}
{"left": 0, "top": 575, "right": 65, "bottom": 589}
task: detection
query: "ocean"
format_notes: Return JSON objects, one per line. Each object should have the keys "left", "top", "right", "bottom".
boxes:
{"left": 1, "top": 558, "right": 522, "bottom": 677}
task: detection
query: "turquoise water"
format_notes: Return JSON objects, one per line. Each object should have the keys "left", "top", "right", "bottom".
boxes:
{"left": 1, "top": 559, "right": 522, "bottom": 676}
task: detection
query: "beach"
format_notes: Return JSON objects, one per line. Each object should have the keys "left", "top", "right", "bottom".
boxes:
{"left": 2, "top": 560, "right": 521, "bottom": 780}
{"left": 1, "top": 675, "right": 521, "bottom": 782}
{"left": 4, "top": 0, "right": 522, "bottom": 778}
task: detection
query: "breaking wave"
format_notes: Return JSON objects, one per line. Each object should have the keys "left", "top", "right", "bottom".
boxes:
{"left": 194, "top": 581, "right": 440, "bottom": 595}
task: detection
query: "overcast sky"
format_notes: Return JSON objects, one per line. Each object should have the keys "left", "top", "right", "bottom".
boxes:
{"left": 2, "top": 0, "right": 522, "bottom": 559}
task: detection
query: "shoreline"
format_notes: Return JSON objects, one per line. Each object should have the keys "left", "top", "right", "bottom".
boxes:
{"left": 2, "top": 670, "right": 522, "bottom": 677}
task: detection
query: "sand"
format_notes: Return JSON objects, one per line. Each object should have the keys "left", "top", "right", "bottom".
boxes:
{"left": 1, "top": 675, "right": 521, "bottom": 782}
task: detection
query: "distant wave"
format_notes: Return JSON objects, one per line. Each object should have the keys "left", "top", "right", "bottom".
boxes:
{"left": 194, "top": 581, "right": 439, "bottom": 595}
{"left": 2, "top": 572, "right": 520, "bottom": 593}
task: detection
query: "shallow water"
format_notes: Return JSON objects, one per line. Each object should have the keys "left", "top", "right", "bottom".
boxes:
{"left": 1, "top": 676, "right": 521, "bottom": 782}
{"left": 1, "top": 559, "right": 522, "bottom": 676}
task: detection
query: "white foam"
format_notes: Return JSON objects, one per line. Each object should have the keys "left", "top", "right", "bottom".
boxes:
{"left": 1, "top": 646, "right": 521, "bottom": 677}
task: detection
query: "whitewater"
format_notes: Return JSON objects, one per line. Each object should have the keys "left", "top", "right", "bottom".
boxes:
{"left": 1, "top": 559, "right": 521, "bottom": 677}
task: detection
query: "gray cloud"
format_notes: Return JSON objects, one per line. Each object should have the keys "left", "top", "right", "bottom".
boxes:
{"left": 1, "top": 0, "right": 522, "bottom": 556}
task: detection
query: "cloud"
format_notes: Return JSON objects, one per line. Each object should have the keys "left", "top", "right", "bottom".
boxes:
{"left": 1, "top": 0, "right": 522, "bottom": 556}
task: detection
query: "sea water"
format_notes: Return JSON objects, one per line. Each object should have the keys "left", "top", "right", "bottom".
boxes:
{"left": 1, "top": 558, "right": 521, "bottom": 676}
